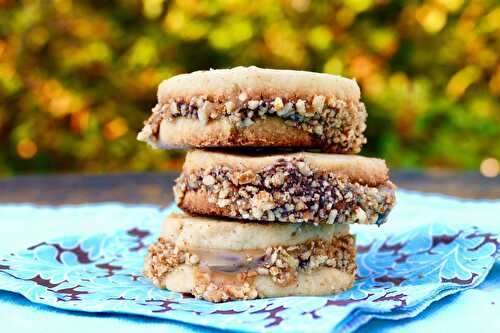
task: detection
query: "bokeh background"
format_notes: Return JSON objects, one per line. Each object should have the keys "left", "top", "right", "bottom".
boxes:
{"left": 1, "top": 0, "right": 499, "bottom": 177}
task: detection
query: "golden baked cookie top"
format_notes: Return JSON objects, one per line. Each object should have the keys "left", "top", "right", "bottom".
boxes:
{"left": 157, "top": 66, "right": 361, "bottom": 103}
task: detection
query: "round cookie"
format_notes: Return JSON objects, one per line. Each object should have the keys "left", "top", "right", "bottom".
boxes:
{"left": 174, "top": 150, "right": 397, "bottom": 225}
{"left": 144, "top": 213, "right": 356, "bottom": 302}
{"left": 137, "top": 66, "right": 367, "bottom": 153}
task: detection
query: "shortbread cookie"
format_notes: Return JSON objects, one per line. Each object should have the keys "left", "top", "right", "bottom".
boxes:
{"left": 137, "top": 66, "right": 367, "bottom": 153}
{"left": 174, "top": 150, "right": 396, "bottom": 225}
{"left": 144, "top": 213, "right": 356, "bottom": 302}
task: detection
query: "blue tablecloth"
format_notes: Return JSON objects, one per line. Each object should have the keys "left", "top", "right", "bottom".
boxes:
{"left": 0, "top": 191, "right": 499, "bottom": 332}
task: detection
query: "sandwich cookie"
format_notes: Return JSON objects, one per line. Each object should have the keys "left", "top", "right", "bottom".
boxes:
{"left": 144, "top": 213, "right": 356, "bottom": 302}
{"left": 138, "top": 66, "right": 367, "bottom": 153}
{"left": 174, "top": 150, "right": 396, "bottom": 225}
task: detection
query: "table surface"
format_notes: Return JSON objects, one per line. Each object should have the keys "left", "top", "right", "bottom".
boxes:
{"left": 1, "top": 172, "right": 499, "bottom": 333}
{"left": 0, "top": 171, "right": 499, "bottom": 204}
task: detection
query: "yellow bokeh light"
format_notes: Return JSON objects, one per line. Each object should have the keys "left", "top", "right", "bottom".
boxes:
{"left": 437, "top": 0, "right": 464, "bottom": 12}
{"left": 143, "top": 0, "right": 164, "bottom": 19}
{"left": 0, "top": 63, "right": 22, "bottom": 94}
{"left": 480, "top": 158, "right": 499, "bottom": 178}
{"left": 446, "top": 66, "right": 481, "bottom": 99}
{"left": 164, "top": 8, "right": 185, "bottom": 32}
{"left": 371, "top": 29, "right": 398, "bottom": 57}
{"left": 345, "top": 0, "right": 373, "bottom": 13}
{"left": 389, "top": 72, "right": 410, "bottom": 91}
{"left": 164, "top": 7, "right": 210, "bottom": 40}
{"left": 308, "top": 26, "right": 333, "bottom": 50}
{"left": 208, "top": 20, "right": 253, "bottom": 50}
{"left": 103, "top": 117, "right": 129, "bottom": 140}
{"left": 17, "top": 138, "right": 37, "bottom": 159}
{"left": 482, "top": 7, "right": 500, "bottom": 33}
{"left": 416, "top": 4, "right": 448, "bottom": 33}
{"left": 323, "top": 57, "right": 344, "bottom": 75}
{"left": 127, "top": 37, "right": 158, "bottom": 68}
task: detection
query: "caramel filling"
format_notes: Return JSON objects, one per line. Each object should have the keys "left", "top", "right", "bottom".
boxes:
{"left": 189, "top": 248, "right": 266, "bottom": 273}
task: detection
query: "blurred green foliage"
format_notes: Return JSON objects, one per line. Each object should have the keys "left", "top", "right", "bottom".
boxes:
{"left": 0, "top": 0, "right": 499, "bottom": 176}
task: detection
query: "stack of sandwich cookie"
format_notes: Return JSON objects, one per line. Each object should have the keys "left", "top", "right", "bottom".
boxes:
{"left": 138, "top": 66, "right": 396, "bottom": 302}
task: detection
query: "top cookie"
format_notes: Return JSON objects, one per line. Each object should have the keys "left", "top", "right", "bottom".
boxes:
{"left": 138, "top": 66, "right": 367, "bottom": 153}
